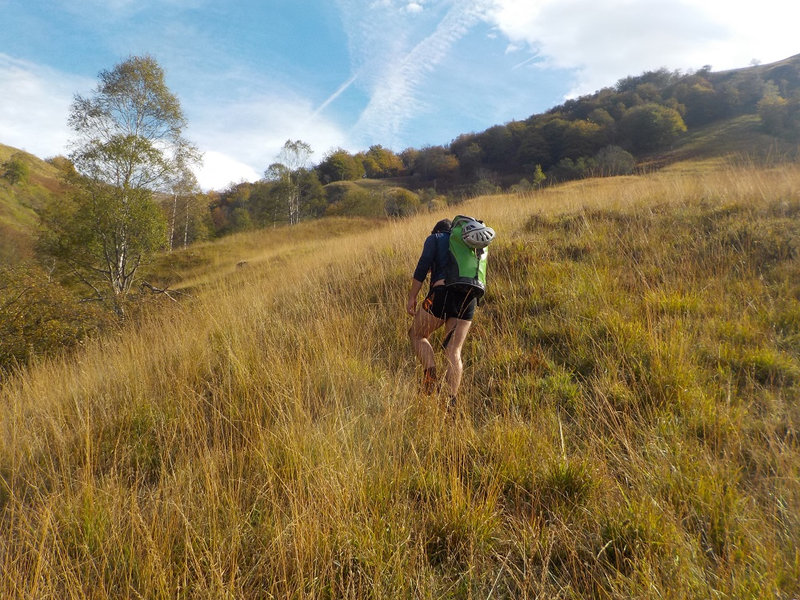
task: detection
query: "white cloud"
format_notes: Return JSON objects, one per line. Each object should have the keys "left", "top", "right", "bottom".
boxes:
{"left": 485, "top": 0, "right": 800, "bottom": 97}
{"left": 186, "top": 91, "right": 351, "bottom": 190}
{"left": 193, "top": 151, "right": 260, "bottom": 191}
{"left": 0, "top": 54, "right": 92, "bottom": 158}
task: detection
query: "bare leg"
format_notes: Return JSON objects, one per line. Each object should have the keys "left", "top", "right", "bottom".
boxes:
{"left": 443, "top": 317, "right": 472, "bottom": 397}
{"left": 441, "top": 319, "right": 457, "bottom": 349}
{"left": 409, "top": 308, "right": 445, "bottom": 387}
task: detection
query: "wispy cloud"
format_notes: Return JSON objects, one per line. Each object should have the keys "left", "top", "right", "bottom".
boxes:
{"left": 511, "top": 54, "right": 540, "bottom": 71}
{"left": 0, "top": 54, "right": 92, "bottom": 158}
{"left": 336, "top": 0, "right": 493, "bottom": 147}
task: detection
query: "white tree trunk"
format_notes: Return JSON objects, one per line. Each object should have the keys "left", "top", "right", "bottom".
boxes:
{"left": 184, "top": 195, "right": 190, "bottom": 248}
{"left": 168, "top": 193, "right": 177, "bottom": 252}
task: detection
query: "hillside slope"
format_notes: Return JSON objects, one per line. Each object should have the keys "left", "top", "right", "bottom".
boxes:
{"left": 1, "top": 161, "right": 799, "bottom": 597}
{"left": 0, "top": 144, "right": 65, "bottom": 264}
{"left": 643, "top": 114, "right": 799, "bottom": 170}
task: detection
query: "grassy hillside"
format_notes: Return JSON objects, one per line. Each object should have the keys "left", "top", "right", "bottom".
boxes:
{"left": 0, "top": 144, "right": 65, "bottom": 264}
{"left": 140, "top": 216, "right": 386, "bottom": 293}
{"left": 1, "top": 161, "right": 799, "bottom": 597}
{"left": 643, "top": 114, "right": 800, "bottom": 170}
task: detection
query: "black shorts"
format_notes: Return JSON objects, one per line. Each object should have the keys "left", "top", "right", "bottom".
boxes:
{"left": 422, "top": 285, "right": 478, "bottom": 321}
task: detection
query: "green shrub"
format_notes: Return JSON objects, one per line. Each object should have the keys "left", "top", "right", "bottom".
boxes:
{"left": 594, "top": 145, "right": 636, "bottom": 176}
{"left": 325, "top": 186, "right": 383, "bottom": 218}
{"left": 0, "top": 265, "right": 107, "bottom": 373}
{"left": 383, "top": 187, "right": 421, "bottom": 217}
{"left": 2, "top": 154, "right": 30, "bottom": 185}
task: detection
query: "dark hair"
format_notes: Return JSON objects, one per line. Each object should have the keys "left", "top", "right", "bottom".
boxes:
{"left": 431, "top": 218, "right": 452, "bottom": 234}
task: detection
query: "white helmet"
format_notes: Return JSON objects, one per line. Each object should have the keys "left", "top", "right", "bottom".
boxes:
{"left": 461, "top": 219, "right": 495, "bottom": 249}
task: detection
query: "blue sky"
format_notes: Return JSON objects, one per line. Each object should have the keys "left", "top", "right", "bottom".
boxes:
{"left": 1, "top": 0, "right": 798, "bottom": 190}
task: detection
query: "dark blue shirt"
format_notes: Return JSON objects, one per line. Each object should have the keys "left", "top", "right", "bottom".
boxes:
{"left": 413, "top": 232, "right": 450, "bottom": 284}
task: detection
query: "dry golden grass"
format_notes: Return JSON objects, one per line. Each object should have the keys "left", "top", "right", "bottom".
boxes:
{"left": 2, "top": 162, "right": 799, "bottom": 598}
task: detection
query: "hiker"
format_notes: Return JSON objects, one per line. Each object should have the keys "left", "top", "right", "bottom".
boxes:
{"left": 407, "top": 216, "right": 494, "bottom": 403}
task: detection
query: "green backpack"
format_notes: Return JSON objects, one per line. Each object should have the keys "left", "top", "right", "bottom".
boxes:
{"left": 445, "top": 215, "right": 495, "bottom": 298}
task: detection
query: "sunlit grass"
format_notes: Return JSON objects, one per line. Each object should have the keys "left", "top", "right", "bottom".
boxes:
{"left": 1, "top": 162, "right": 799, "bottom": 598}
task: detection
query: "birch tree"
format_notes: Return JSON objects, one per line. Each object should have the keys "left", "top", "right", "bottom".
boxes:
{"left": 39, "top": 55, "right": 198, "bottom": 316}
{"left": 265, "top": 139, "right": 312, "bottom": 225}
{"left": 167, "top": 165, "right": 200, "bottom": 252}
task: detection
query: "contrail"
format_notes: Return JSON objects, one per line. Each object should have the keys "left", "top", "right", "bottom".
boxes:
{"left": 311, "top": 72, "right": 359, "bottom": 120}
{"left": 512, "top": 54, "right": 540, "bottom": 70}
{"left": 353, "top": 0, "right": 488, "bottom": 145}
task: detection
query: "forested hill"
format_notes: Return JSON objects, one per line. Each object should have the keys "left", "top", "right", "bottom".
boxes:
{"left": 210, "top": 54, "right": 800, "bottom": 231}
{"left": 437, "top": 52, "right": 800, "bottom": 185}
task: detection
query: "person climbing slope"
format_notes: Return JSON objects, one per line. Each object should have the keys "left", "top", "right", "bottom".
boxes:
{"left": 407, "top": 215, "right": 494, "bottom": 404}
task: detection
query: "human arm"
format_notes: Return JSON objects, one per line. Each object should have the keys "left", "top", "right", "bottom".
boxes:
{"left": 407, "top": 277, "right": 424, "bottom": 315}
{"left": 407, "top": 235, "right": 436, "bottom": 315}
{"left": 412, "top": 235, "right": 437, "bottom": 283}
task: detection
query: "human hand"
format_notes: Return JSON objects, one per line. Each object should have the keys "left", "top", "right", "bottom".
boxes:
{"left": 406, "top": 297, "right": 417, "bottom": 316}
